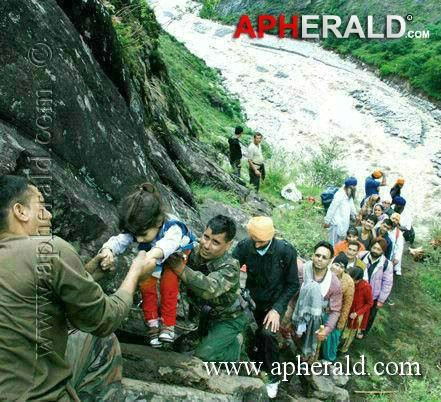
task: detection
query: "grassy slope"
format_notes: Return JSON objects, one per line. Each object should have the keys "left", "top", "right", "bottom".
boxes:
{"left": 201, "top": 0, "right": 441, "bottom": 101}
{"left": 159, "top": 33, "right": 249, "bottom": 155}
{"left": 158, "top": 27, "right": 441, "bottom": 400}
{"left": 348, "top": 253, "right": 441, "bottom": 401}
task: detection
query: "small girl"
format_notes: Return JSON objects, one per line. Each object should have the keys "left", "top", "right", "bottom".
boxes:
{"left": 100, "top": 183, "right": 197, "bottom": 347}
{"left": 340, "top": 267, "right": 373, "bottom": 351}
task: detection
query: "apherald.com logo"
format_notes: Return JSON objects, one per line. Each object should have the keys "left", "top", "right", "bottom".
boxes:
{"left": 233, "top": 14, "right": 430, "bottom": 39}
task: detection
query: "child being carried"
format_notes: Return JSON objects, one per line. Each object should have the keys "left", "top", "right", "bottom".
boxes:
{"left": 100, "top": 183, "right": 197, "bottom": 347}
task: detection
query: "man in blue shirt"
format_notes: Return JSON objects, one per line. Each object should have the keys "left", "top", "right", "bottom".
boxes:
{"left": 363, "top": 170, "right": 386, "bottom": 205}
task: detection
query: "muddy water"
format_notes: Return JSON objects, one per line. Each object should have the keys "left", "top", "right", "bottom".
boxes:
{"left": 149, "top": 0, "right": 441, "bottom": 234}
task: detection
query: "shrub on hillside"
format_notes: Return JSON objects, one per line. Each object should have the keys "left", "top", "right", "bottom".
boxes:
{"left": 300, "top": 142, "right": 348, "bottom": 188}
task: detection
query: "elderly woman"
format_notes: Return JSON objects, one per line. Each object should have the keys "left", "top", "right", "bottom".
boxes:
{"left": 381, "top": 195, "right": 394, "bottom": 216}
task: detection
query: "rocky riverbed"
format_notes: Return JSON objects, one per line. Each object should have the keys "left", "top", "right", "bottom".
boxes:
{"left": 149, "top": 0, "right": 441, "bottom": 235}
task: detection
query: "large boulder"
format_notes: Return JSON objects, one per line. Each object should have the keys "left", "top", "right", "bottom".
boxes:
{"left": 199, "top": 199, "right": 250, "bottom": 241}
{"left": 306, "top": 374, "right": 350, "bottom": 402}
{"left": 122, "top": 378, "right": 236, "bottom": 401}
{"left": 0, "top": 120, "right": 119, "bottom": 255}
{"left": 1, "top": 0, "right": 272, "bottom": 266}
{"left": 121, "top": 343, "right": 267, "bottom": 401}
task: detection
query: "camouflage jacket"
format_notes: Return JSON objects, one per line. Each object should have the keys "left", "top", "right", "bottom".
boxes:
{"left": 180, "top": 249, "right": 242, "bottom": 320}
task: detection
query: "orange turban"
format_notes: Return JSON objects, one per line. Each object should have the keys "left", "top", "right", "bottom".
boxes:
{"left": 246, "top": 216, "right": 275, "bottom": 241}
{"left": 396, "top": 177, "right": 405, "bottom": 186}
{"left": 372, "top": 170, "right": 382, "bottom": 179}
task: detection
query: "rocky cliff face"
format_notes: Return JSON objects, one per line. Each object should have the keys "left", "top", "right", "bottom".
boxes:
{"left": 0, "top": 0, "right": 253, "bottom": 255}
{"left": 0, "top": 3, "right": 276, "bottom": 396}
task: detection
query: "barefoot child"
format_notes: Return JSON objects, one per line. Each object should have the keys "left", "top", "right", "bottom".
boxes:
{"left": 100, "top": 183, "right": 197, "bottom": 347}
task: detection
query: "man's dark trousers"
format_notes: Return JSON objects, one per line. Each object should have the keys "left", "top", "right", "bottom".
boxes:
{"left": 251, "top": 308, "right": 280, "bottom": 380}
{"left": 249, "top": 167, "right": 261, "bottom": 192}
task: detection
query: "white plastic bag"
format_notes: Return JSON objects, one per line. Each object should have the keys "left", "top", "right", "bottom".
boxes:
{"left": 281, "top": 183, "right": 302, "bottom": 202}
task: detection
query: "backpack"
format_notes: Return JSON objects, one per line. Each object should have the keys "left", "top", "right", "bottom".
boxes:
{"left": 320, "top": 186, "right": 339, "bottom": 212}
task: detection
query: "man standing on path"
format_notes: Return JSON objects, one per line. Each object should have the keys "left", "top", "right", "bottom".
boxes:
{"left": 345, "top": 240, "right": 367, "bottom": 270}
{"left": 247, "top": 132, "right": 265, "bottom": 192}
{"left": 389, "top": 213, "right": 404, "bottom": 276}
{"left": 233, "top": 216, "right": 299, "bottom": 399}
{"left": 228, "top": 126, "right": 243, "bottom": 178}
{"left": 0, "top": 176, "right": 156, "bottom": 401}
{"left": 358, "top": 238, "right": 393, "bottom": 337}
{"left": 376, "top": 218, "right": 394, "bottom": 260}
{"left": 324, "top": 177, "right": 357, "bottom": 247}
{"left": 292, "top": 242, "right": 342, "bottom": 362}
{"left": 392, "top": 196, "right": 414, "bottom": 244}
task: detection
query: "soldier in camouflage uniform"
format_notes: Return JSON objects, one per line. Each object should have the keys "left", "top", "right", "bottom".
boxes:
{"left": 65, "top": 330, "right": 126, "bottom": 401}
{"left": 0, "top": 176, "right": 155, "bottom": 400}
{"left": 170, "top": 215, "right": 250, "bottom": 363}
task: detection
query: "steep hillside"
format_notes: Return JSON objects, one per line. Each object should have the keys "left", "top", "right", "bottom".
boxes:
{"left": 201, "top": 0, "right": 441, "bottom": 101}
{"left": 0, "top": 0, "right": 257, "bottom": 256}
{"left": 3, "top": 0, "right": 441, "bottom": 399}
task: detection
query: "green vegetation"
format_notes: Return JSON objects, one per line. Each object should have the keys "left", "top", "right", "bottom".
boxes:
{"left": 418, "top": 225, "right": 441, "bottom": 302}
{"left": 109, "top": 7, "right": 441, "bottom": 397}
{"left": 107, "top": 0, "right": 161, "bottom": 78}
{"left": 199, "top": 0, "right": 221, "bottom": 20}
{"left": 191, "top": 183, "right": 241, "bottom": 207}
{"left": 272, "top": 187, "right": 325, "bottom": 258}
{"left": 347, "top": 251, "right": 441, "bottom": 401}
{"left": 300, "top": 142, "right": 348, "bottom": 188}
{"left": 200, "top": 0, "right": 441, "bottom": 100}
{"left": 104, "top": 0, "right": 165, "bottom": 83}
{"left": 159, "top": 33, "right": 248, "bottom": 152}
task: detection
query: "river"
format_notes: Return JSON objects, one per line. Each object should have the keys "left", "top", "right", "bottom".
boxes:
{"left": 149, "top": 0, "right": 441, "bottom": 235}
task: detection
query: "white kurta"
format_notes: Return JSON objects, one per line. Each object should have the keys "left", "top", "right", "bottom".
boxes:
{"left": 324, "top": 187, "right": 356, "bottom": 245}
{"left": 388, "top": 227, "right": 404, "bottom": 274}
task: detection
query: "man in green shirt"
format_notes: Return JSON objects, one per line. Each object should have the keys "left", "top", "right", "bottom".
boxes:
{"left": 0, "top": 175, "right": 156, "bottom": 401}
{"left": 171, "top": 215, "right": 250, "bottom": 363}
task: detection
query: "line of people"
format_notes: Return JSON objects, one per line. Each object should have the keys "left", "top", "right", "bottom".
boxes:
{"left": 0, "top": 171, "right": 413, "bottom": 400}
{"left": 0, "top": 176, "right": 295, "bottom": 400}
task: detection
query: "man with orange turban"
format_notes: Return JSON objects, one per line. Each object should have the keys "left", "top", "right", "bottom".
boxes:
{"left": 390, "top": 177, "right": 405, "bottom": 200}
{"left": 233, "top": 216, "right": 299, "bottom": 398}
{"left": 362, "top": 170, "right": 387, "bottom": 206}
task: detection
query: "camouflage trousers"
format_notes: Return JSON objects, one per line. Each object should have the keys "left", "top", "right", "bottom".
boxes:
{"left": 194, "top": 312, "right": 250, "bottom": 363}
{"left": 65, "top": 330, "right": 126, "bottom": 401}
{"left": 66, "top": 331, "right": 166, "bottom": 401}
